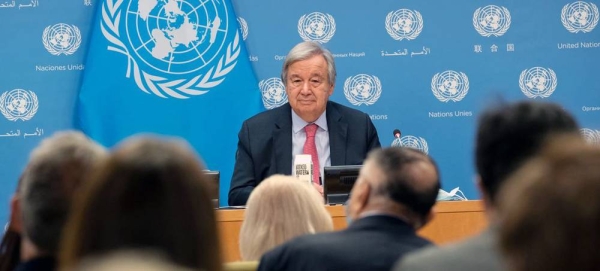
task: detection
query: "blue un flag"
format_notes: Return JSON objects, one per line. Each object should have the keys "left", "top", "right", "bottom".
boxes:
{"left": 77, "top": 0, "right": 262, "bottom": 204}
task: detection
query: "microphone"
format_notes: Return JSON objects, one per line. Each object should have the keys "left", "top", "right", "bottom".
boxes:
{"left": 391, "top": 129, "right": 402, "bottom": 147}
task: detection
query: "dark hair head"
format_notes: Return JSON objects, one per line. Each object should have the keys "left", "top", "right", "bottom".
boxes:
{"left": 475, "top": 101, "right": 578, "bottom": 204}
{"left": 370, "top": 147, "right": 441, "bottom": 219}
{"left": 60, "top": 136, "right": 222, "bottom": 271}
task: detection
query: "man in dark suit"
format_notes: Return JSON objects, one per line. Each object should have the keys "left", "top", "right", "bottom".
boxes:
{"left": 257, "top": 147, "right": 440, "bottom": 271}
{"left": 228, "top": 41, "right": 380, "bottom": 206}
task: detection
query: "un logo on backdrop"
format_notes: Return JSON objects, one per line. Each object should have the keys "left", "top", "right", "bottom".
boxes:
{"left": 42, "top": 23, "right": 82, "bottom": 56}
{"left": 259, "top": 78, "right": 287, "bottom": 110}
{"left": 519, "top": 67, "right": 557, "bottom": 99}
{"left": 0, "top": 89, "right": 39, "bottom": 121}
{"left": 401, "top": 136, "right": 429, "bottom": 154}
{"left": 343, "top": 74, "right": 382, "bottom": 106}
{"left": 298, "top": 12, "right": 336, "bottom": 44}
{"left": 581, "top": 128, "right": 600, "bottom": 145}
{"left": 431, "top": 70, "right": 469, "bottom": 102}
{"left": 385, "top": 9, "right": 423, "bottom": 41}
{"left": 238, "top": 17, "right": 249, "bottom": 41}
{"left": 101, "top": 0, "right": 240, "bottom": 99}
{"left": 473, "top": 5, "right": 511, "bottom": 37}
{"left": 561, "top": 1, "right": 599, "bottom": 33}
{"left": 391, "top": 137, "right": 403, "bottom": 147}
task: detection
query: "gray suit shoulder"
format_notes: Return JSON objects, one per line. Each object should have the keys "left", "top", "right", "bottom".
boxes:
{"left": 393, "top": 228, "right": 505, "bottom": 271}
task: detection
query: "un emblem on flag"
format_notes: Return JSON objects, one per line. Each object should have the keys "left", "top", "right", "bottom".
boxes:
{"left": 259, "top": 78, "right": 287, "bottom": 110}
{"left": 580, "top": 128, "right": 600, "bottom": 145}
{"left": 0, "top": 89, "right": 39, "bottom": 121}
{"left": 561, "top": 1, "right": 599, "bottom": 33}
{"left": 431, "top": 70, "right": 469, "bottom": 102}
{"left": 101, "top": 0, "right": 240, "bottom": 99}
{"left": 42, "top": 23, "right": 82, "bottom": 56}
{"left": 298, "top": 12, "right": 336, "bottom": 44}
{"left": 400, "top": 136, "right": 429, "bottom": 154}
{"left": 385, "top": 9, "right": 423, "bottom": 41}
{"left": 238, "top": 17, "right": 249, "bottom": 41}
{"left": 473, "top": 5, "right": 511, "bottom": 37}
{"left": 519, "top": 67, "right": 557, "bottom": 99}
{"left": 343, "top": 74, "right": 382, "bottom": 106}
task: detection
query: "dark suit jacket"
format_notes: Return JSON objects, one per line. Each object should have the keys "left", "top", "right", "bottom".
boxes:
{"left": 257, "top": 215, "right": 432, "bottom": 271}
{"left": 228, "top": 101, "right": 380, "bottom": 206}
{"left": 14, "top": 256, "right": 56, "bottom": 271}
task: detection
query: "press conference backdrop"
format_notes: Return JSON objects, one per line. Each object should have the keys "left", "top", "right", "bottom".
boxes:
{"left": 1, "top": 0, "right": 600, "bottom": 227}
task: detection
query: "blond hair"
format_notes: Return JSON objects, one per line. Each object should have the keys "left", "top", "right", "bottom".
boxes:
{"left": 239, "top": 175, "right": 333, "bottom": 260}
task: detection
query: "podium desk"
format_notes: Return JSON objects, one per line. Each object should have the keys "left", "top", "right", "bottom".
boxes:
{"left": 216, "top": 200, "right": 487, "bottom": 262}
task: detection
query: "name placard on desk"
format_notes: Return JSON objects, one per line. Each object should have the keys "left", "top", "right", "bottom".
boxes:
{"left": 293, "top": 154, "right": 313, "bottom": 184}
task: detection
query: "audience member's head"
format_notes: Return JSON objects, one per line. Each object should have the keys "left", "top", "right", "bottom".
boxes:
{"left": 475, "top": 101, "right": 578, "bottom": 209}
{"left": 347, "top": 147, "right": 440, "bottom": 229}
{"left": 498, "top": 135, "right": 600, "bottom": 271}
{"left": 239, "top": 175, "right": 333, "bottom": 260}
{"left": 59, "top": 136, "right": 222, "bottom": 271}
{"left": 18, "top": 131, "right": 107, "bottom": 261}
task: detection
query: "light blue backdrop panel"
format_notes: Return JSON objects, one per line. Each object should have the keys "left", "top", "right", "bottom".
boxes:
{"left": 0, "top": 0, "right": 96, "bottom": 229}
{"left": 0, "top": 0, "right": 599, "bottom": 229}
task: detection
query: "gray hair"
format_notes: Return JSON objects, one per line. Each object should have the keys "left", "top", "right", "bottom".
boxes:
{"left": 20, "top": 131, "right": 107, "bottom": 253}
{"left": 281, "top": 41, "right": 336, "bottom": 86}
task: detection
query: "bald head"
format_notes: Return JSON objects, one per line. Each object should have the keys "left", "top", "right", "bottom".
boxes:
{"left": 349, "top": 147, "right": 440, "bottom": 226}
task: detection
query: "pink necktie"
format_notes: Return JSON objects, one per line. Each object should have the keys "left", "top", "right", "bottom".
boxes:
{"left": 303, "top": 123, "right": 320, "bottom": 185}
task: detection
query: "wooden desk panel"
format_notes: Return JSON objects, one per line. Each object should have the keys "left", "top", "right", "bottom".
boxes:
{"left": 418, "top": 200, "right": 488, "bottom": 244}
{"left": 216, "top": 200, "right": 487, "bottom": 262}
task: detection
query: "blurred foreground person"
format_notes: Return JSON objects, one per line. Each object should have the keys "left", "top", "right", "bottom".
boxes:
{"left": 59, "top": 136, "right": 222, "bottom": 271}
{"left": 239, "top": 175, "right": 333, "bottom": 260}
{"left": 499, "top": 136, "right": 600, "bottom": 271}
{"left": 14, "top": 131, "right": 107, "bottom": 271}
{"left": 394, "top": 101, "right": 580, "bottom": 271}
